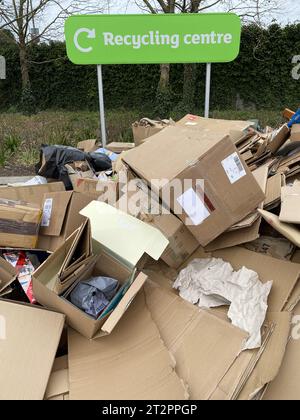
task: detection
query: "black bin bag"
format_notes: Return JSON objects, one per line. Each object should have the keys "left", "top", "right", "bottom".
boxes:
{"left": 36, "top": 145, "right": 112, "bottom": 190}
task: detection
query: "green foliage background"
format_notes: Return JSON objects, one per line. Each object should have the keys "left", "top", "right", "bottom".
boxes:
{"left": 0, "top": 24, "right": 300, "bottom": 113}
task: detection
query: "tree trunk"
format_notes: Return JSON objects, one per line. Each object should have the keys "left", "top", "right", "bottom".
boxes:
{"left": 183, "top": 63, "right": 197, "bottom": 110}
{"left": 158, "top": 63, "right": 170, "bottom": 92}
{"left": 19, "top": 42, "right": 30, "bottom": 89}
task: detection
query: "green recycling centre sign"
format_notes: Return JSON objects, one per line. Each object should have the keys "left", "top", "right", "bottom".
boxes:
{"left": 65, "top": 13, "right": 242, "bottom": 65}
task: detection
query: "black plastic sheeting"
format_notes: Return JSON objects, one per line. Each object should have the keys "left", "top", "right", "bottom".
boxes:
{"left": 36, "top": 145, "right": 112, "bottom": 190}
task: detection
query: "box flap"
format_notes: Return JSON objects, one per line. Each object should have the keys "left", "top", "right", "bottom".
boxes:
{"left": 0, "top": 256, "right": 17, "bottom": 293}
{"left": 212, "top": 247, "right": 300, "bottom": 312}
{"left": 68, "top": 292, "right": 188, "bottom": 400}
{"left": 80, "top": 201, "right": 169, "bottom": 267}
{"left": 279, "top": 184, "right": 300, "bottom": 224}
{"left": 0, "top": 182, "right": 65, "bottom": 207}
{"left": 238, "top": 311, "right": 291, "bottom": 400}
{"left": 40, "top": 191, "right": 73, "bottom": 237}
{"left": 44, "top": 368, "right": 69, "bottom": 400}
{"left": 100, "top": 273, "right": 148, "bottom": 336}
{"left": 0, "top": 300, "right": 64, "bottom": 400}
{"left": 263, "top": 304, "right": 300, "bottom": 400}
{"left": 259, "top": 209, "right": 300, "bottom": 247}
{"left": 144, "top": 281, "right": 248, "bottom": 400}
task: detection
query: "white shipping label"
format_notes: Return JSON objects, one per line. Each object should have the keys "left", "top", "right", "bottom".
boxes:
{"left": 177, "top": 188, "right": 210, "bottom": 226}
{"left": 41, "top": 198, "right": 53, "bottom": 227}
{"left": 222, "top": 152, "right": 247, "bottom": 184}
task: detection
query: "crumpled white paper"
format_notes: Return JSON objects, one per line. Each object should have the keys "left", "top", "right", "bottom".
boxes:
{"left": 174, "top": 258, "right": 272, "bottom": 350}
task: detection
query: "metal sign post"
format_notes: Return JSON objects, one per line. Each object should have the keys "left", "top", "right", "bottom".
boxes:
{"left": 205, "top": 63, "right": 212, "bottom": 118}
{"left": 97, "top": 64, "right": 107, "bottom": 147}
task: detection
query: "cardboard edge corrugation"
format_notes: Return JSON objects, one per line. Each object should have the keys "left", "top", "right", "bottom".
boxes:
{"left": 237, "top": 312, "right": 292, "bottom": 400}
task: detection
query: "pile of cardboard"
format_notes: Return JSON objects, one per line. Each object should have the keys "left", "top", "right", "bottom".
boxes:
{"left": 1, "top": 109, "right": 300, "bottom": 400}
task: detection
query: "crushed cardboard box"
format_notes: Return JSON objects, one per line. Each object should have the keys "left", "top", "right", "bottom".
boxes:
{"left": 68, "top": 291, "right": 188, "bottom": 400}
{"left": 123, "top": 126, "right": 264, "bottom": 246}
{"left": 132, "top": 118, "right": 175, "bottom": 146}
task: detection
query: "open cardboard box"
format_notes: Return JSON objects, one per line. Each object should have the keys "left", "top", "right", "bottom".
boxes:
{"left": 0, "top": 183, "right": 93, "bottom": 252}
{"left": 123, "top": 126, "right": 265, "bottom": 246}
{"left": 33, "top": 201, "right": 169, "bottom": 339}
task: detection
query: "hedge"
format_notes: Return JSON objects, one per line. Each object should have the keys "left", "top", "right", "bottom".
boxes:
{"left": 0, "top": 23, "right": 300, "bottom": 113}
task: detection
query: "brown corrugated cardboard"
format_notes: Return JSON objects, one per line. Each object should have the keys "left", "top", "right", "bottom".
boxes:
{"left": 117, "top": 184, "right": 199, "bottom": 269}
{"left": 280, "top": 184, "right": 300, "bottom": 224}
{"left": 34, "top": 199, "right": 169, "bottom": 339}
{"left": 267, "top": 124, "right": 291, "bottom": 154}
{"left": 0, "top": 255, "right": 17, "bottom": 294}
{"left": 38, "top": 191, "right": 93, "bottom": 252}
{"left": 0, "top": 182, "right": 65, "bottom": 204}
{"left": 259, "top": 209, "right": 300, "bottom": 248}
{"left": 183, "top": 246, "right": 300, "bottom": 313}
{"left": 292, "top": 250, "right": 300, "bottom": 264}
{"left": 77, "top": 139, "right": 97, "bottom": 152}
{"left": 238, "top": 312, "right": 291, "bottom": 400}
{"left": 132, "top": 118, "right": 174, "bottom": 146}
{"left": 263, "top": 303, "right": 300, "bottom": 400}
{"left": 0, "top": 183, "right": 91, "bottom": 253}
{"left": 123, "top": 126, "right": 265, "bottom": 246}
{"left": 33, "top": 217, "right": 160, "bottom": 339}
{"left": 72, "top": 177, "right": 118, "bottom": 203}
{"left": 0, "top": 199, "right": 42, "bottom": 249}
{"left": 204, "top": 165, "right": 268, "bottom": 251}
{"left": 205, "top": 218, "right": 261, "bottom": 251}
{"left": 34, "top": 221, "right": 93, "bottom": 295}
{"left": 44, "top": 360, "right": 69, "bottom": 401}
{"left": 144, "top": 281, "right": 248, "bottom": 400}
{"left": 212, "top": 247, "right": 300, "bottom": 312}
{"left": 264, "top": 173, "right": 284, "bottom": 210}
{"left": 107, "top": 142, "right": 135, "bottom": 153}
{"left": 291, "top": 124, "right": 300, "bottom": 142}
{"left": 176, "top": 114, "right": 253, "bottom": 144}
{"left": 0, "top": 299, "right": 64, "bottom": 400}
{"left": 244, "top": 236, "right": 295, "bottom": 261}
{"left": 68, "top": 291, "right": 188, "bottom": 400}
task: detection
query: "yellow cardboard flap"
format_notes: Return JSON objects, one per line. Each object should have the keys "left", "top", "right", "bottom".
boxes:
{"left": 80, "top": 201, "right": 169, "bottom": 267}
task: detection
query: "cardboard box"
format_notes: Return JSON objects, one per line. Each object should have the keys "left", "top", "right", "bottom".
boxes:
{"left": 117, "top": 183, "right": 199, "bottom": 269}
{"left": 0, "top": 299, "right": 64, "bottom": 400}
{"left": 72, "top": 177, "right": 118, "bottom": 204}
{"left": 291, "top": 124, "right": 300, "bottom": 142}
{"left": 33, "top": 201, "right": 168, "bottom": 339}
{"left": 0, "top": 183, "right": 90, "bottom": 252}
{"left": 132, "top": 118, "right": 174, "bottom": 146}
{"left": 0, "top": 199, "right": 42, "bottom": 249}
{"left": 177, "top": 114, "right": 254, "bottom": 144}
{"left": 68, "top": 292, "right": 188, "bottom": 400}
{"left": 76, "top": 139, "right": 98, "bottom": 153}
{"left": 107, "top": 142, "right": 135, "bottom": 153}
{"left": 123, "top": 126, "right": 265, "bottom": 246}
{"left": 205, "top": 164, "right": 268, "bottom": 251}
